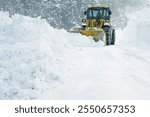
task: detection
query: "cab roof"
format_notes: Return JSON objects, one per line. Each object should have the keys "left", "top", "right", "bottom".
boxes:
{"left": 88, "top": 3, "right": 109, "bottom": 8}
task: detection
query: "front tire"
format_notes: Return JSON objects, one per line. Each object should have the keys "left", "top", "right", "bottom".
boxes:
{"left": 103, "top": 27, "right": 111, "bottom": 45}
{"left": 111, "top": 29, "right": 115, "bottom": 45}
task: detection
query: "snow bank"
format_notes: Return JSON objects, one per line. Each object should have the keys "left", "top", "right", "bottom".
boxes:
{"left": 0, "top": 11, "right": 97, "bottom": 99}
{"left": 117, "top": 7, "right": 150, "bottom": 51}
{"left": 0, "top": 12, "right": 61, "bottom": 99}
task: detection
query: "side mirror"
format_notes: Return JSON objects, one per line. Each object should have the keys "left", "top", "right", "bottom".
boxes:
{"left": 84, "top": 11, "right": 87, "bottom": 15}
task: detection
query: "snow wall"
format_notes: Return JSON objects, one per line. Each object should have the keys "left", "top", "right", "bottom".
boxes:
{"left": 0, "top": 11, "right": 97, "bottom": 99}
{"left": 117, "top": 7, "right": 150, "bottom": 51}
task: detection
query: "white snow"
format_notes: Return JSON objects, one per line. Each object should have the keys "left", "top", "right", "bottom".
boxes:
{"left": 117, "top": 7, "right": 150, "bottom": 51}
{"left": 0, "top": 7, "right": 150, "bottom": 100}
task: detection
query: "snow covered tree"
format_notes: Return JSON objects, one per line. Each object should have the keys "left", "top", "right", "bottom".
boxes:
{"left": 0, "top": 0, "right": 148, "bottom": 29}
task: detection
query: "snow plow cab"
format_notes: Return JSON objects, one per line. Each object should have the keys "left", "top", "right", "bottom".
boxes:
{"left": 70, "top": 3, "right": 115, "bottom": 45}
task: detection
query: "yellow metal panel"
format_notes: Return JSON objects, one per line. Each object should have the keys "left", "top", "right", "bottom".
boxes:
{"left": 79, "top": 29, "right": 106, "bottom": 43}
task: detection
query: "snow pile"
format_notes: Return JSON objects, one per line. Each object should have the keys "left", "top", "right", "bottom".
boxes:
{"left": 117, "top": 7, "right": 150, "bottom": 51}
{"left": 0, "top": 11, "right": 96, "bottom": 99}
{"left": 0, "top": 12, "right": 61, "bottom": 99}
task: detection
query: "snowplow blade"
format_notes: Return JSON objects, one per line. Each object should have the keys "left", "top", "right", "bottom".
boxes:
{"left": 69, "top": 27, "right": 106, "bottom": 42}
{"left": 80, "top": 29, "right": 105, "bottom": 42}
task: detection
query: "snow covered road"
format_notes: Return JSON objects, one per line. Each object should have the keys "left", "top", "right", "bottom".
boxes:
{"left": 40, "top": 46, "right": 150, "bottom": 99}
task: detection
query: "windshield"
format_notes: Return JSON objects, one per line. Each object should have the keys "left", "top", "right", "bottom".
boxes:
{"left": 87, "top": 8, "right": 110, "bottom": 20}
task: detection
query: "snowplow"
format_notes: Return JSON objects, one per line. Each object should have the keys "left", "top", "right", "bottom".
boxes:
{"left": 69, "top": 3, "right": 115, "bottom": 45}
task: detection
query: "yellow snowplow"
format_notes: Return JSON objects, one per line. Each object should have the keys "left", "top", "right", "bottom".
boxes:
{"left": 69, "top": 3, "right": 115, "bottom": 45}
